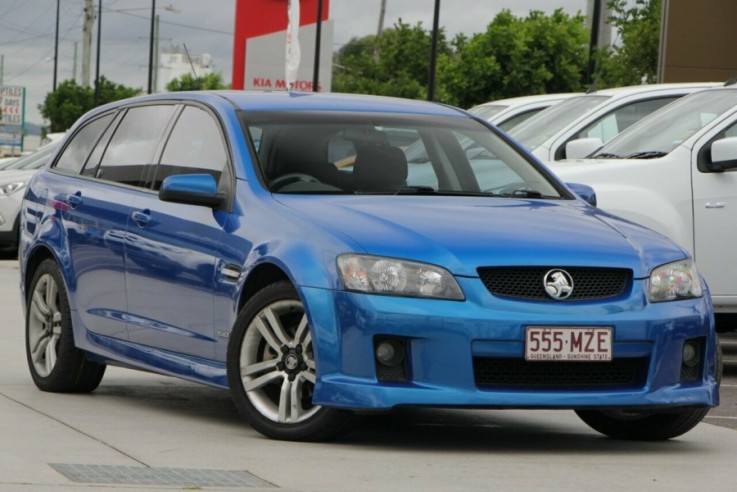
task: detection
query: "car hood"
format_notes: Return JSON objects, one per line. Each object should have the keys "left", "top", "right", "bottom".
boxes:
{"left": 275, "top": 195, "right": 687, "bottom": 278}
{"left": 0, "top": 169, "right": 40, "bottom": 182}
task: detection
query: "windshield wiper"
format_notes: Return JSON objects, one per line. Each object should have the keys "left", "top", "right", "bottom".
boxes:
{"left": 625, "top": 150, "right": 668, "bottom": 159}
{"left": 499, "top": 189, "right": 560, "bottom": 199}
{"left": 355, "top": 187, "right": 500, "bottom": 197}
{"left": 592, "top": 152, "right": 621, "bottom": 159}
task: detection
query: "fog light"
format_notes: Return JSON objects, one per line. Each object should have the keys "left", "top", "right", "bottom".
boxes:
{"left": 375, "top": 339, "right": 404, "bottom": 367}
{"left": 682, "top": 341, "right": 701, "bottom": 368}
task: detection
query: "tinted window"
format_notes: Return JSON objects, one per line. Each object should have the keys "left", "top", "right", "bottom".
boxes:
{"left": 96, "top": 105, "right": 175, "bottom": 187}
{"left": 154, "top": 106, "right": 228, "bottom": 189}
{"left": 54, "top": 113, "right": 114, "bottom": 173}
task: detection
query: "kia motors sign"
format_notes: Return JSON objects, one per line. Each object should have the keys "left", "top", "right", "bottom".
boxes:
{"left": 232, "top": 0, "right": 332, "bottom": 92}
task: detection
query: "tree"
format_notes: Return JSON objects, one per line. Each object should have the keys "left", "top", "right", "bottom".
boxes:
{"left": 39, "top": 78, "right": 140, "bottom": 132}
{"left": 166, "top": 72, "right": 227, "bottom": 91}
{"left": 595, "top": 0, "right": 662, "bottom": 87}
{"left": 333, "top": 20, "right": 449, "bottom": 100}
{"left": 438, "top": 9, "right": 589, "bottom": 108}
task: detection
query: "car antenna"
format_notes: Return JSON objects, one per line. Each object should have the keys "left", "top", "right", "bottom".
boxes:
{"left": 585, "top": 82, "right": 597, "bottom": 94}
{"left": 724, "top": 77, "right": 737, "bottom": 86}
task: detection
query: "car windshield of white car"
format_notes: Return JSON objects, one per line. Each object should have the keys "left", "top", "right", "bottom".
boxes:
{"left": 241, "top": 111, "right": 567, "bottom": 199}
{"left": 508, "top": 95, "right": 609, "bottom": 150}
{"left": 594, "top": 89, "right": 737, "bottom": 158}
{"left": 467, "top": 104, "right": 507, "bottom": 120}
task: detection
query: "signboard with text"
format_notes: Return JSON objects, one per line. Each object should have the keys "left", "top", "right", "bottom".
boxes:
{"left": 232, "top": 0, "right": 332, "bottom": 91}
{"left": 0, "top": 85, "right": 25, "bottom": 152}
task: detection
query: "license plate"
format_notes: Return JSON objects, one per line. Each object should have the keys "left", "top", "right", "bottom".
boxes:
{"left": 525, "top": 326, "right": 612, "bottom": 361}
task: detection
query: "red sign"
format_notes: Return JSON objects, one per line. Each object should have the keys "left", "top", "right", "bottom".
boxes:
{"left": 232, "top": 0, "right": 330, "bottom": 90}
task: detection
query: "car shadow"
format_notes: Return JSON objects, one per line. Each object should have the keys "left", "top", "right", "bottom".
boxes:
{"left": 89, "top": 380, "right": 708, "bottom": 455}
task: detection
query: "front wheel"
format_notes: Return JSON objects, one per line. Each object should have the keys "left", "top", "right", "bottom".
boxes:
{"left": 26, "top": 259, "right": 106, "bottom": 393}
{"left": 575, "top": 407, "right": 709, "bottom": 440}
{"left": 227, "top": 281, "right": 356, "bottom": 441}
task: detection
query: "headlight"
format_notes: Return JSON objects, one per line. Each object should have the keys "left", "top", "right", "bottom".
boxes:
{"left": 0, "top": 182, "right": 25, "bottom": 195}
{"left": 649, "top": 259, "right": 703, "bottom": 302}
{"left": 337, "top": 254, "right": 465, "bottom": 300}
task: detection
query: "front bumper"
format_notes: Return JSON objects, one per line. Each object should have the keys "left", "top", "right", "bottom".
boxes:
{"left": 303, "top": 277, "right": 719, "bottom": 410}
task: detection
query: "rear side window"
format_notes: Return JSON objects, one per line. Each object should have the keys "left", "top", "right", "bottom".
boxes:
{"left": 54, "top": 113, "right": 114, "bottom": 173}
{"left": 95, "top": 105, "right": 175, "bottom": 187}
{"left": 153, "top": 106, "right": 228, "bottom": 189}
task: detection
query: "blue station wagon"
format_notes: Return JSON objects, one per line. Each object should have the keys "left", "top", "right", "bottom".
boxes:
{"left": 20, "top": 91, "right": 720, "bottom": 441}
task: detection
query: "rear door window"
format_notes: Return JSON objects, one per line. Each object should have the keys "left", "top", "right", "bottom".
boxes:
{"left": 54, "top": 113, "right": 115, "bottom": 174}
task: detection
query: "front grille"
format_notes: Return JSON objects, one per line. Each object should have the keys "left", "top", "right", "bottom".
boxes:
{"left": 473, "top": 357, "right": 649, "bottom": 389}
{"left": 478, "top": 267, "right": 630, "bottom": 301}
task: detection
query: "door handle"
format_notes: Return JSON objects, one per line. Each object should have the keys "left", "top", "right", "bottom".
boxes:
{"left": 65, "top": 193, "right": 83, "bottom": 208}
{"left": 130, "top": 210, "right": 152, "bottom": 226}
{"left": 705, "top": 202, "right": 726, "bottom": 209}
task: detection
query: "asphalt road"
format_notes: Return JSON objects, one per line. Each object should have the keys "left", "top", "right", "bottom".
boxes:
{"left": 1, "top": 256, "right": 736, "bottom": 491}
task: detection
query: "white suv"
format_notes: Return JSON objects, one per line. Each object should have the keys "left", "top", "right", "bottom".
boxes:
{"left": 509, "top": 83, "right": 718, "bottom": 161}
{"left": 468, "top": 93, "right": 579, "bottom": 132}
{"left": 549, "top": 85, "right": 737, "bottom": 323}
{"left": 0, "top": 144, "right": 58, "bottom": 251}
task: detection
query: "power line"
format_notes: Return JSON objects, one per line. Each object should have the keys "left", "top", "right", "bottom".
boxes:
{"left": 113, "top": 10, "right": 233, "bottom": 35}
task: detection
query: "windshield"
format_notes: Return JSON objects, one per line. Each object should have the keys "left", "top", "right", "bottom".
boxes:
{"left": 467, "top": 104, "right": 507, "bottom": 120}
{"left": 595, "top": 89, "right": 737, "bottom": 158}
{"left": 3, "top": 145, "right": 56, "bottom": 170}
{"left": 241, "top": 111, "right": 565, "bottom": 199}
{"left": 508, "top": 95, "right": 609, "bottom": 150}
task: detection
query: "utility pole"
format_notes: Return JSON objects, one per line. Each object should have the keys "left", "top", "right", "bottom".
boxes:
{"left": 53, "top": 0, "right": 60, "bottom": 90}
{"left": 153, "top": 14, "right": 159, "bottom": 92}
{"left": 0, "top": 54, "right": 4, "bottom": 86}
{"left": 374, "top": 0, "right": 387, "bottom": 62}
{"left": 377, "top": 0, "right": 386, "bottom": 37}
{"left": 73, "top": 42, "right": 78, "bottom": 83}
{"left": 82, "top": 0, "right": 94, "bottom": 87}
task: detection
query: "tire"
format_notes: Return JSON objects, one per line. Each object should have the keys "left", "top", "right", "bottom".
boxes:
{"left": 575, "top": 407, "right": 709, "bottom": 441}
{"left": 26, "top": 259, "right": 106, "bottom": 393}
{"left": 227, "top": 281, "right": 356, "bottom": 441}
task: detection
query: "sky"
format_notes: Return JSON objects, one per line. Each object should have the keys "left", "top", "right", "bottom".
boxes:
{"left": 0, "top": 0, "right": 589, "bottom": 125}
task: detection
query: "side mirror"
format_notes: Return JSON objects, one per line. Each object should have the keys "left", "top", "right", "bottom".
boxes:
{"left": 159, "top": 174, "right": 224, "bottom": 208}
{"left": 566, "top": 182, "right": 597, "bottom": 207}
{"left": 710, "top": 137, "right": 737, "bottom": 171}
{"left": 565, "top": 138, "right": 603, "bottom": 160}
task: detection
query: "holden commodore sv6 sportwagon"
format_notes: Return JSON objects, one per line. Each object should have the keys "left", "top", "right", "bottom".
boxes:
{"left": 20, "top": 91, "right": 719, "bottom": 441}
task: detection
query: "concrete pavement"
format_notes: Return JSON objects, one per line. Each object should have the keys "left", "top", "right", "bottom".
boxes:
{"left": 1, "top": 259, "right": 736, "bottom": 491}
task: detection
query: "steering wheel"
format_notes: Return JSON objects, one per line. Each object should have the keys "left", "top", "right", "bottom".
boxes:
{"left": 270, "top": 173, "right": 320, "bottom": 190}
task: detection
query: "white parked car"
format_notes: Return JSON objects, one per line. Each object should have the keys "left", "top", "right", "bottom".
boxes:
{"left": 0, "top": 144, "right": 58, "bottom": 251}
{"left": 509, "top": 83, "right": 719, "bottom": 162}
{"left": 468, "top": 93, "right": 580, "bottom": 132}
{"left": 548, "top": 84, "right": 737, "bottom": 325}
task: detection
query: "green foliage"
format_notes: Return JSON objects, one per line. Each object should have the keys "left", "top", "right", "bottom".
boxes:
{"left": 332, "top": 20, "right": 449, "bottom": 100}
{"left": 39, "top": 78, "right": 140, "bottom": 132}
{"left": 166, "top": 72, "right": 227, "bottom": 91}
{"left": 439, "top": 9, "right": 589, "bottom": 108}
{"left": 595, "top": 0, "right": 662, "bottom": 87}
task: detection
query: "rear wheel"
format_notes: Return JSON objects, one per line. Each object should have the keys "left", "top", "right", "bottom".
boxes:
{"left": 26, "top": 259, "right": 106, "bottom": 393}
{"left": 576, "top": 407, "right": 709, "bottom": 441}
{"left": 227, "top": 281, "right": 356, "bottom": 441}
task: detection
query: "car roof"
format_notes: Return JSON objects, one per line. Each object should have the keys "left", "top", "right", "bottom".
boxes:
{"left": 472, "top": 93, "right": 579, "bottom": 107}
{"left": 89, "top": 91, "right": 468, "bottom": 118}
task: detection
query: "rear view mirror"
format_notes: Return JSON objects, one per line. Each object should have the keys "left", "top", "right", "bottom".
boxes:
{"left": 710, "top": 137, "right": 737, "bottom": 171}
{"left": 159, "top": 174, "right": 224, "bottom": 208}
{"left": 565, "top": 138, "right": 603, "bottom": 160}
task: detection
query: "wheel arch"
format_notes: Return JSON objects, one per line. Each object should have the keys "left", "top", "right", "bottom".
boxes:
{"left": 22, "top": 245, "right": 57, "bottom": 303}
{"left": 238, "top": 262, "right": 291, "bottom": 313}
